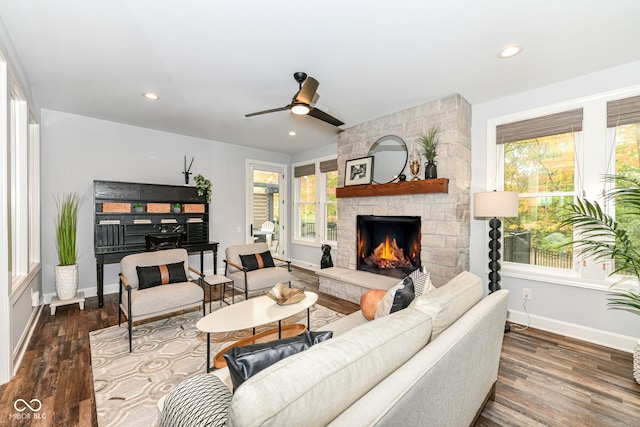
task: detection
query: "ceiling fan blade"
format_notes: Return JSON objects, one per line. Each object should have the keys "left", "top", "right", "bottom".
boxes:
{"left": 295, "top": 77, "right": 319, "bottom": 105}
{"left": 245, "top": 105, "right": 291, "bottom": 118}
{"left": 308, "top": 107, "right": 344, "bottom": 127}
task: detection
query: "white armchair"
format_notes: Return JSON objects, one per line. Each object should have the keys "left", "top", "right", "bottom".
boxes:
{"left": 118, "top": 248, "right": 205, "bottom": 352}
{"left": 224, "top": 242, "right": 293, "bottom": 299}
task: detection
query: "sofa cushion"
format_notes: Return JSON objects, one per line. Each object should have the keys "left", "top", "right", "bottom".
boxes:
{"left": 224, "top": 331, "right": 333, "bottom": 390}
{"left": 136, "top": 261, "right": 187, "bottom": 289}
{"left": 159, "top": 373, "right": 231, "bottom": 427}
{"left": 226, "top": 307, "right": 432, "bottom": 427}
{"left": 225, "top": 242, "right": 271, "bottom": 274}
{"left": 374, "top": 277, "right": 415, "bottom": 319}
{"left": 239, "top": 250, "right": 275, "bottom": 271}
{"left": 410, "top": 271, "right": 483, "bottom": 339}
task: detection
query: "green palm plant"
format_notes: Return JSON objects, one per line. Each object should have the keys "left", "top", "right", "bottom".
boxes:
{"left": 418, "top": 123, "right": 441, "bottom": 162}
{"left": 55, "top": 192, "right": 82, "bottom": 266}
{"left": 559, "top": 174, "right": 640, "bottom": 312}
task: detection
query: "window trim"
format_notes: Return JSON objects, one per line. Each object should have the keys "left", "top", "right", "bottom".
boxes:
{"left": 484, "top": 85, "right": 640, "bottom": 290}
{"left": 292, "top": 155, "right": 338, "bottom": 246}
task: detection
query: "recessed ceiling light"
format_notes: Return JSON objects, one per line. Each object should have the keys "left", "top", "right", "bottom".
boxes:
{"left": 289, "top": 131, "right": 297, "bottom": 136}
{"left": 498, "top": 44, "right": 523, "bottom": 59}
{"left": 142, "top": 92, "right": 160, "bottom": 100}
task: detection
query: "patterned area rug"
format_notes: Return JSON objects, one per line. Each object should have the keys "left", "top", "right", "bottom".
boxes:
{"left": 90, "top": 301, "right": 343, "bottom": 427}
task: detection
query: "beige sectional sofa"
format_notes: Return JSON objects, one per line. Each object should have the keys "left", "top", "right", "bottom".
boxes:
{"left": 159, "top": 271, "right": 509, "bottom": 426}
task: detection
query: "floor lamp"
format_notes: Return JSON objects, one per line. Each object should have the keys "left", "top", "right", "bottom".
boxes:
{"left": 473, "top": 191, "right": 519, "bottom": 332}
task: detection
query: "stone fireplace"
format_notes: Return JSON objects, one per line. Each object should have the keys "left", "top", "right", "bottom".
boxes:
{"left": 335, "top": 93, "right": 471, "bottom": 287}
{"left": 357, "top": 215, "right": 421, "bottom": 279}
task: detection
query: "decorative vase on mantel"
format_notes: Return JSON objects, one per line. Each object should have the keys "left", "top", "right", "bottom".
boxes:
{"left": 425, "top": 160, "right": 438, "bottom": 179}
{"left": 634, "top": 339, "right": 640, "bottom": 384}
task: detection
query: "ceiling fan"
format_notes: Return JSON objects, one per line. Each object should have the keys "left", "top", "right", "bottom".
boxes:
{"left": 245, "top": 72, "right": 344, "bottom": 127}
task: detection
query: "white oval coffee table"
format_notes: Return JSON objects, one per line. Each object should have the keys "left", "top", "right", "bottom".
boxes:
{"left": 197, "top": 291, "right": 318, "bottom": 372}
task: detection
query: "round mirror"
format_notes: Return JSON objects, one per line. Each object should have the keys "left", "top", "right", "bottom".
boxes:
{"left": 368, "top": 135, "right": 408, "bottom": 184}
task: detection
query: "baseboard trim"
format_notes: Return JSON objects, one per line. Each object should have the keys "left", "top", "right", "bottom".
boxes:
{"left": 13, "top": 305, "right": 42, "bottom": 376}
{"left": 507, "top": 309, "right": 636, "bottom": 353}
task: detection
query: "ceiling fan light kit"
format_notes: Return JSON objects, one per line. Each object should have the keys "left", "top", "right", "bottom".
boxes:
{"left": 245, "top": 72, "right": 344, "bottom": 127}
{"left": 291, "top": 102, "right": 310, "bottom": 115}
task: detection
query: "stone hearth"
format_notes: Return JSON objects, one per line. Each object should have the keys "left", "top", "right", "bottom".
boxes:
{"left": 334, "top": 94, "right": 471, "bottom": 288}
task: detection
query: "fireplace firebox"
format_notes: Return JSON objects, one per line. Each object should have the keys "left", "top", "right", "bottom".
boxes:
{"left": 357, "top": 215, "right": 421, "bottom": 279}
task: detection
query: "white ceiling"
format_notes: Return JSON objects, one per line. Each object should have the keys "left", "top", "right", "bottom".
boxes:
{"left": 1, "top": 0, "right": 639, "bottom": 154}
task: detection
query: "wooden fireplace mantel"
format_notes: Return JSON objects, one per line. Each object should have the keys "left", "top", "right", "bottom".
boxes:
{"left": 336, "top": 178, "right": 449, "bottom": 198}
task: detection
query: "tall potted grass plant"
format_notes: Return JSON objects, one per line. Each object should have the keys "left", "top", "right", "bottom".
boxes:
{"left": 55, "top": 192, "right": 82, "bottom": 300}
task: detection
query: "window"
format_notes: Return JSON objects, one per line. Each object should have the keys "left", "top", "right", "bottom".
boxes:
{"left": 491, "top": 93, "right": 640, "bottom": 285}
{"left": 293, "top": 157, "right": 338, "bottom": 244}
{"left": 498, "top": 109, "right": 581, "bottom": 270}
{"left": 609, "top": 95, "right": 640, "bottom": 274}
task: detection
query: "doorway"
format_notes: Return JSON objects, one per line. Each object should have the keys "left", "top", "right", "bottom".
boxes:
{"left": 246, "top": 160, "right": 287, "bottom": 257}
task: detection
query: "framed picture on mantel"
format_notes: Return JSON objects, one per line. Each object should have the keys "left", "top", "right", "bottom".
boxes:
{"left": 345, "top": 156, "right": 374, "bottom": 186}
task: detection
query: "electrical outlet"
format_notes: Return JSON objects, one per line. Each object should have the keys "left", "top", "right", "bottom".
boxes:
{"left": 522, "top": 288, "right": 532, "bottom": 300}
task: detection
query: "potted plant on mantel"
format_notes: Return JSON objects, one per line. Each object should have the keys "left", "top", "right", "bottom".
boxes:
{"left": 54, "top": 192, "right": 82, "bottom": 300}
{"left": 418, "top": 123, "right": 441, "bottom": 179}
{"left": 195, "top": 174, "right": 212, "bottom": 203}
{"left": 559, "top": 173, "right": 640, "bottom": 383}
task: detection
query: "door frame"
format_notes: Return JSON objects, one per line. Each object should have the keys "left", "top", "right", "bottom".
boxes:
{"left": 245, "top": 159, "right": 288, "bottom": 257}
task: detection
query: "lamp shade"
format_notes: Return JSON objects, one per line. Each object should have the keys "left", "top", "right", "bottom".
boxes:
{"left": 473, "top": 191, "right": 519, "bottom": 218}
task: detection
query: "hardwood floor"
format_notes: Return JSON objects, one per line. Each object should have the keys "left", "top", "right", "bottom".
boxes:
{"left": 0, "top": 266, "right": 637, "bottom": 426}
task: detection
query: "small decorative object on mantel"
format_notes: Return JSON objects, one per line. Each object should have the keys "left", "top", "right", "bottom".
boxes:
{"left": 419, "top": 123, "right": 441, "bottom": 179}
{"left": 183, "top": 155, "right": 194, "bottom": 185}
{"left": 409, "top": 144, "right": 422, "bottom": 181}
{"left": 194, "top": 174, "right": 212, "bottom": 203}
{"left": 344, "top": 156, "right": 374, "bottom": 186}
{"left": 267, "top": 283, "right": 306, "bottom": 305}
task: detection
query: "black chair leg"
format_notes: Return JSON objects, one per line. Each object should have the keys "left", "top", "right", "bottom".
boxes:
{"left": 128, "top": 316, "right": 133, "bottom": 353}
{"left": 118, "top": 308, "right": 122, "bottom": 326}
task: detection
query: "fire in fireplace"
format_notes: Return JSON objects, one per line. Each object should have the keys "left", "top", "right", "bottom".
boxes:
{"left": 357, "top": 215, "right": 421, "bottom": 279}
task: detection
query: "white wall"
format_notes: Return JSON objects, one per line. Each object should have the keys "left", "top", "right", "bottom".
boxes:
{"left": 289, "top": 143, "right": 338, "bottom": 268}
{"left": 40, "top": 110, "right": 290, "bottom": 300}
{"left": 470, "top": 61, "right": 640, "bottom": 351}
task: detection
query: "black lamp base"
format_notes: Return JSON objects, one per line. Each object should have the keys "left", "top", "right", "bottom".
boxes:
{"left": 488, "top": 217, "right": 511, "bottom": 333}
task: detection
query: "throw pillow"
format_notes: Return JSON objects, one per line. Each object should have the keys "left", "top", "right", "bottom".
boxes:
{"left": 239, "top": 250, "right": 276, "bottom": 271}
{"left": 136, "top": 261, "right": 187, "bottom": 290}
{"left": 224, "top": 330, "right": 333, "bottom": 391}
{"left": 409, "top": 267, "right": 436, "bottom": 297}
{"left": 159, "top": 373, "right": 231, "bottom": 427}
{"left": 374, "top": 276, "right": 415, "bottom": 319}
{"left": 360, "top": 289, "right": 387, "bottom": 320}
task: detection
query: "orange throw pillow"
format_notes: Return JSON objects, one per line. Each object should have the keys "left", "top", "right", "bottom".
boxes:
{"left": 360, "top": 289, "right": 387, "bottom": 320}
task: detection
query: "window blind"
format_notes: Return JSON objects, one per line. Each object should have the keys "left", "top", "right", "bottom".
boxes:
{"left": 496, "top": 108, "right": 583, "bottom": 144}
{"left": 607, "top": 95, "right": 640, "bottom": 127}
{"left": 294, "top": 163, "right": 315, "bottom": 178}
{"left": 319, "top": 158, "right": 338, "bottom": 173}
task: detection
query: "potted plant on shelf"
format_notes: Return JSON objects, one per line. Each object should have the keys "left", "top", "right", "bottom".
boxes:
{"left": 195, "top": 174, "right": 212, "bottom": 203}
{"left": 559, "top": 173, "right": 640, "bottom": 383}
{"left": 419, "top": 123, "right": 441, "bottom": 179}
{"left": 172, "top": 203, "right": 182, "bottom": 213}
{"left": 55, "top": 192, "right": 82, "bottom": 300}
{"left": 133, "top": 202, "right": 144, "bottom": 213}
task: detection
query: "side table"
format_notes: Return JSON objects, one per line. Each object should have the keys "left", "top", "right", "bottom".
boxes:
{"left": 202, "top": 274, "right": 234, "bottom": 312}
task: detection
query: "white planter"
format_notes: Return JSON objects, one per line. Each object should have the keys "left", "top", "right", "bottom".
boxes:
{"left": 634, "top": 339, "right": 640, "bottom": 385}
{"left": 55, "top": 264, "right": 79, "bottom": 300}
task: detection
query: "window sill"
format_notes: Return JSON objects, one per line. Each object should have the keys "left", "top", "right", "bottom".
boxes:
{"left": 502, "top": 263, "right": 638, "bottom": 292}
